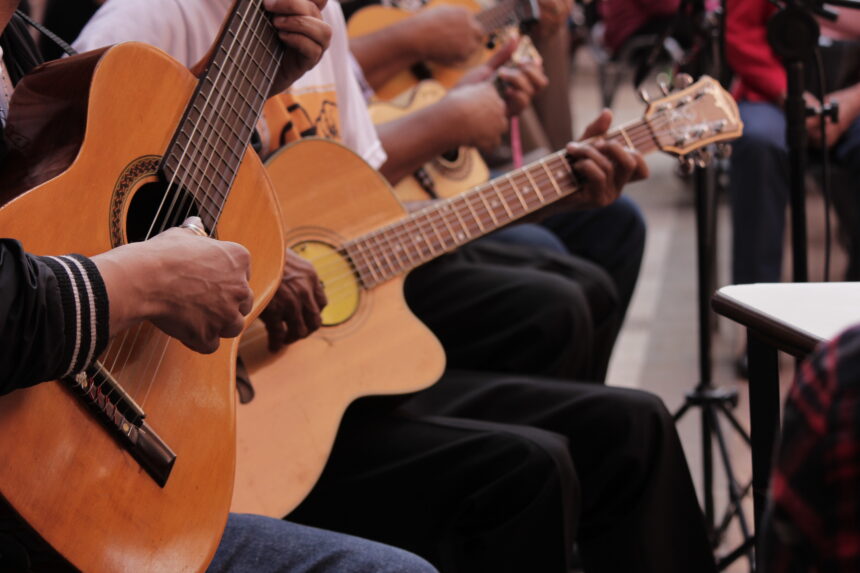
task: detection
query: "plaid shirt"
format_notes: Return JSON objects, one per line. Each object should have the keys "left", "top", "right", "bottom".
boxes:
{"left": 765, "top": 325, "right": 860, "bottom": 573}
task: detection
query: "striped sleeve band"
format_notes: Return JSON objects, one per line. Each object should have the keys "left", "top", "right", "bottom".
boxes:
{"left": 37, "top": 254, "right": 110, "bottom": 378}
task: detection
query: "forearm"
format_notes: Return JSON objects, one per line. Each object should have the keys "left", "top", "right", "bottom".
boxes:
{"left": 349, "top": 24, "right": 424, "bottom": 91}
{"left": 91, "top": 247, "right": 157, "bottom": 337}
{"left": 0, "top": 241, "right": 109, "bottom": 393}
{"left": 377, "top": 103, "right": 468, "bottom": 184}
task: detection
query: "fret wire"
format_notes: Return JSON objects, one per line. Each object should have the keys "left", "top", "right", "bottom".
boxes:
{"left": 341, "top": 113, "right": 696, "bottom": 277}
{"left": 461, "top": 192, "right": 486, "bottom": 232}
{"left": 349, "top": 240, "right": 381, "bottom": 286}
{"left": 362, "top": 235, "right": 392, "bottom": 281}
{"left": 367, "top": 232, "right": 398, "bottom": 277}
{"left": 342, "top": 242, "right": 371, "bottom": 287}
{"left": 385, "top": 229, "right": 411, "bottom": 270}
{"left": 166, "top": 0, "right": 281, "bottom": 227}
{"left": 538, "top": 157, "right": 564, "bottom": 197}
{"left": 522, "top": 167, "right": 545, "bottom": 204}
{"left": 505, "top": 172, "right": 530, "bottom": 211}
{"left": 447, "top": 196, "right": 472, "bottom": 240}
{"left": 488, "top": 180, "right": 514, "bottom": 220}
{"left": 329, "top": 122, "right": 709, "bottom": 286}
{"left": 162, "top": 0, "right": 261, "bottom": 221}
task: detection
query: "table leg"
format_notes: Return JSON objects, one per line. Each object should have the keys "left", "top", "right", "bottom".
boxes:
{"left": 747, "top": 330, "right": 781, "bottom": 571}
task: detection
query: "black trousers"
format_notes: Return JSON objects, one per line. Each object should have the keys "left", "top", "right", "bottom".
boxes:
{"left": 290, "top": 372, "right": 716, "bottom": 573}
{"left": 404, "top": 237, "right": 621, "bottom": 382}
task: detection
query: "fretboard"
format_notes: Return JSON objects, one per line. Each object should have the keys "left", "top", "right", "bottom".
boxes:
{"left": 160, "top": 0, "right": 283, "bottom": 232}
{"left": 476, "top": 0, "right": 520, "bottom": 34}
{"left": 345, "top": 118, "right": 662, "bottom": 288}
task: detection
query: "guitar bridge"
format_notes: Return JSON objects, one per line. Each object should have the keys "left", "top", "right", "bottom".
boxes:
{"left": 65, "top": 362, "right": 176, "bottom": 487}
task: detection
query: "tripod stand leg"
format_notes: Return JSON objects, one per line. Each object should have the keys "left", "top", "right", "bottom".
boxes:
{"left": 702, "top": 406, "right": 715, "bottom": 534}
{"left": 707, "top": 407, "right": 755, "bottom": 569}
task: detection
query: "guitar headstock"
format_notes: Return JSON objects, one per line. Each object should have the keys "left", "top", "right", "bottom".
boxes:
{"left": 642, "top": 75, "right": 743, "bottom": 166}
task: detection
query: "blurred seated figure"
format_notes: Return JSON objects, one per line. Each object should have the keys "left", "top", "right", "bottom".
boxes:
{"left": 589, "top": 0, "right": 683, "bottom": 108}
{"left": 726, "top": 0, "right": 860, "bottom": 286}
{"left": 764, "top": 324, "right": 860, "bottom": 572}
{"left": 600, "top": 0, "right": 679, "bottom": 56}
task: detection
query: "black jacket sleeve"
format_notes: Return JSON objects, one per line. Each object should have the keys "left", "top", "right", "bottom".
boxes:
{"left": 0, "top": 239, "right": 109, "bottom": 394}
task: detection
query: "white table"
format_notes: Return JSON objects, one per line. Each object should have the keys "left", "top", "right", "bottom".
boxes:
{"left": 712, "top": 282, "right": 860, "bottom": 571}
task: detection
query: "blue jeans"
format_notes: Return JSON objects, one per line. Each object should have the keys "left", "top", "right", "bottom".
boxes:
{"left": 208, "top": 513, "right": 437, "bottom": 573}
{"left": 729, "top": 101, "right": 860, "bottom": 283}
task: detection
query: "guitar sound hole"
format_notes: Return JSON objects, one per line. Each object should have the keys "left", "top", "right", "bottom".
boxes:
{"left": 441, "top": 149, "right": 460, "bottom": 163}
{"left": 126, "top": 181, "right": 202, "bottom": 243}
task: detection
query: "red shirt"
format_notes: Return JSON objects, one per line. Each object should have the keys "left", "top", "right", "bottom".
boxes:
{"left": 725, "top": 0, "right": 786, "bottom": 103}
{"left": 600, "top": 0, "right": 679, "bottom": 54}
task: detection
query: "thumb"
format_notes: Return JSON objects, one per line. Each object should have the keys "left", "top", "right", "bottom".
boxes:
{"left": 484, "top": 37, "right": 519, "bottom": 71}
{"left": 579, "top": 109, "right": 613, "bottom": 141}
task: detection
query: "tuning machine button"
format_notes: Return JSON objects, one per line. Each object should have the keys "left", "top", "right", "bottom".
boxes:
{"left": 694, "top": 149, "right": 713, "bottom": 168}
{"left": 716, "top": 143, "right": 732, "bottom": 160}
{"left": 678, "top": 155, "right": 696, "bottom": 176}
{"left": 639, "top": 88, "right": 652, "bottom": 104}
{"left": 674, "top": 73, "right": 694, "bottom": 90}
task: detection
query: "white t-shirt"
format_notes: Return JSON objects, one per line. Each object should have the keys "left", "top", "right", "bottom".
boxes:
{"left": 73, "top": 0, "right": 386, "bottom": 169}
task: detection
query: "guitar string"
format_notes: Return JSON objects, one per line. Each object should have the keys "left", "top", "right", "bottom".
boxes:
{"left": 137, "top": 0, "right": 279, "bottom": 408}
{"left": 277, "top": 122, "right": 687, "bottom": 303}
{"left": 99, "top": 2, "right": 262, "bottom": 389}
{"left": 285, "top": 113, "right": 693, "bottom": 287}
{"left": 170, "top": 5, "right": 281, "bottom": 231}
{"left": 101, "top": 0, "right": 266, "bottom": 405}
{"left": 102, "top": 0, "right": 262, "bottom": 405}
{"left": 295, "top": 113, "right": 728, "bottom": 299}
{"left": 300, "top": 132, "right": 673, "bottom": 293}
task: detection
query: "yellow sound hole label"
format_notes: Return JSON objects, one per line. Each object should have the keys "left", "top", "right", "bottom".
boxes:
{"left": 292, "top": 241, "right": 360, "bottom": 326}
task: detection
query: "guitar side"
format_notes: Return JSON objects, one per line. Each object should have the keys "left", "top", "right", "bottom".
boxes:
{"left": 346, "top": 0, "right": 487, "bottom": 100}
{"left": 232, "top": 138, "right": 445, "bottom": 517}
{"left": 368, "top": 80, "right": 489, "bottom": 202}
{"left": 0, "top": 43, "right": 284, "bottom": 572}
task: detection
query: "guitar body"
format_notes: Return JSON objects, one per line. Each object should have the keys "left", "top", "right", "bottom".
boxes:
{"left": 369, "top": 80, "right": 489, "bottom": 202}
{"left": 347, "top": 0, "right": 488, "bottom": 100}
{"left": 232, "top": 139, "right": 445, "bottom": 517}
{"left": 0, "top": 43, "right": 284, "bottom": 571}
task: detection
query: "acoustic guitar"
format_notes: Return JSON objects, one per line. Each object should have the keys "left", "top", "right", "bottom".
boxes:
{"left": 369, "top": 36, "right": 540, "bottom": 202}
{"left": 347, "top": 0, "right": 540, "bottom": 99}
{"left": 232, "top": 75, "right": 744, "bottom": 517}
{"left": 370, "top": 79, "right": 491, "bottom": 202}
{"left": 0, "top": 1, "right": 287, "bottom": 570}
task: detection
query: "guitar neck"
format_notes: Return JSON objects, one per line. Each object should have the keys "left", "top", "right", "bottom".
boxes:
{"left": 475, "top": 0, "right": 519, "bottom": 34}
{"left": 160, "top": 0, "right": 283, "bottom": 231}
{"left": 346, "top": 118, "right": 661, "bottom": 288}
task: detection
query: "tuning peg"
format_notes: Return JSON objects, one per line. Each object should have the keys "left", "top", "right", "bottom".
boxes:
{"left": 639, "top": 88, "right": 652, "bottom": 104}
{"left": 673, "top": 73, "right": 694, "bottom": 90}
{"left": 678, "top": 156, "right": 696, "bottom": 176}
{"left": 716, "top": 143, "right": 732, "bottom": 160}
{"left": 694, "top": 149, "right": 713, "bottom": 168}
{"left": 656, "top": 72, "right": 671, "bottom": 96}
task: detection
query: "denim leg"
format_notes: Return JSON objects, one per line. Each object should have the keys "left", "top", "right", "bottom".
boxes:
{"left": 208, "top": 514, "right": 437, "bottom": 573}
{"left": 729, "top": 101, "right": 790, "bottom": 284}
{"left": 541, "top": 195, "right": 647, "bottom": 319}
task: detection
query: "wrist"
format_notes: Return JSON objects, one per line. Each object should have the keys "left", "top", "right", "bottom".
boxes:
{"left": 92, "top": 243, "right": 162, "bottom": 333}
